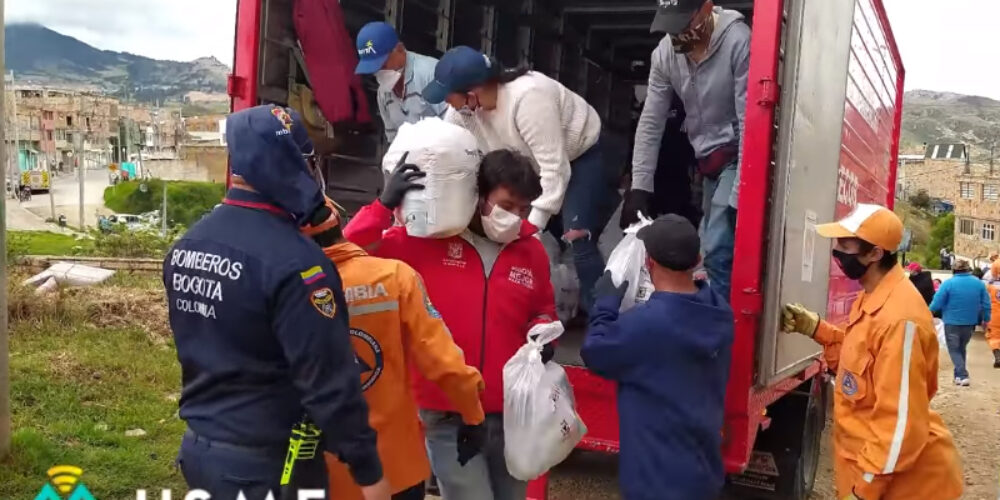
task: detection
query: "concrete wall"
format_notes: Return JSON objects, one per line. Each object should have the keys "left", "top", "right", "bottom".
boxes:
{"left": 900, "top": 159, "right": 967, "bottom": 202}
{"left": 143, "top": 146, "right": 227, "bottom": 184}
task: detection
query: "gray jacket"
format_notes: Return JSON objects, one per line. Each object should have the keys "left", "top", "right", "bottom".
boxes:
{"left": 632, "top": 7, "right": 750, "bottom": 207}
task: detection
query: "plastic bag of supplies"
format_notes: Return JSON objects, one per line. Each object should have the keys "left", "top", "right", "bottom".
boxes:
{"left": 502, "top": 322, "right": 587, "bottom": 480}
{"left": 552, "top": 263, "right": 580, "bottom": 323}
{"left": 933, "top": 318, "right": 946, "bottom": 347}
{"left": 605, "top": 213, "right": 656, "bottom": 312}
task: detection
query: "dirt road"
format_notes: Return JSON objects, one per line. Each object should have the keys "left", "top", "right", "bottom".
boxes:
{"left": 541, "top": 334, "right": 1000, "bottom": 500}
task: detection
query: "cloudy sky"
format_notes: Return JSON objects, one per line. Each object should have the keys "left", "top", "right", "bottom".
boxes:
{"left": 6, "top": 0, "right": 1000, "bottom": 100}
{"left": 8, "top": 0, "right": 238, "bottom": 65}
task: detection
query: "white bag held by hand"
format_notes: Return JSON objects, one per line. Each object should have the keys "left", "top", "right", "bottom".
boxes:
{"left": 382, "top": 118, "right": 482, "bottom": 238}
{"left": 552, "top": 263, "right": 580, "bottom": 323}
{"left": 503, "top": 322, "right": 587, "bottom": 481}
{"left": 605, "top": 213, "right": 656, "bottom": 312}
{"left": 933, "top": 318, "right": 946, "bottom": 347}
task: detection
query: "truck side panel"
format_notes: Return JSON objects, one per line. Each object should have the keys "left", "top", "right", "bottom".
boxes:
{"left": 827, "top": 0, "right": 904, "bottom": 325}
{"left": 755, "top": 0, "right": 856, "bottom": 387}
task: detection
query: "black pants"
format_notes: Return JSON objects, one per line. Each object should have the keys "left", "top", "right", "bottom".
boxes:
{"left": 178, "top": 429, "right": 327, "bottom": 500}
{"left": 393, "top": 482, "right": 426, "bottom": 500}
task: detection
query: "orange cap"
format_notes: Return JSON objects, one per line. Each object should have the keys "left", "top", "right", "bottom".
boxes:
{"left": 816, "top": 204, "right": 903, "bottom": 252}
{"left": 301, "top": 195, "right": 342, "bottom": 238}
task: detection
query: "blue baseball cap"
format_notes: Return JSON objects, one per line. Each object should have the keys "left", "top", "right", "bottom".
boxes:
{"left": 422, "top": 46, "right": 494, "bottom": 105}
{"left": 355, "top": 22, "right": 399, "bottom": 75}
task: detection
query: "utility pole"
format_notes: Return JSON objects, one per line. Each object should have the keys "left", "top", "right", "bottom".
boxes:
{"left": 44, "top": 90, "right": 55, "bottom": 218}
{"left": 10, "top": 70, "right": 18, "bottom": 184}
{"left": 1, "top": 0, "right": 12, "bottom": 460}
{"left": 75, "top": 93, "right": 84, "bottom": 230}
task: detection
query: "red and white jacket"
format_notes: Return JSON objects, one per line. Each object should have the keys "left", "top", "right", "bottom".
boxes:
{"left": 344, "top": 200, "right": 557, "bottom": 414}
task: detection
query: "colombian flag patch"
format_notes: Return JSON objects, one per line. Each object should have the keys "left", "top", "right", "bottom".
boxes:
{"left": 300, "top": 266, "right": 326, "bottom": 285}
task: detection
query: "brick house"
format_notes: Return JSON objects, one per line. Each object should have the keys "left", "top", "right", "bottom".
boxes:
{"left": 898, "top": 143, "right": 969, "bottom": 203}
{"left": 954, "top": 163, "right": 1000, "bottom": 265}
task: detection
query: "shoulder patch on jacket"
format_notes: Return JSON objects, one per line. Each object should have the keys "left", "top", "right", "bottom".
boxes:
{"left": 310, "top": 287, "right": 337, "bottom": 318}
{"left": 416, "top": 278, "right": 442, "bottom": 319}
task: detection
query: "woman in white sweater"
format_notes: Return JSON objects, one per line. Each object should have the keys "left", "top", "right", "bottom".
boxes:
{"left": 423, "top": 45, "right": 621, "bottom": 315}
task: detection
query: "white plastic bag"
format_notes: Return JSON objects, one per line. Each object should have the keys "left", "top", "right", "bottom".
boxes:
{"left": 604, "top": 213, "right": 655, "bottom": 312}
{"left": 503, "top": 322, "right": 587, "bottom": 481}
{"left": 382, "top": 118, "right": 482, "bottom": 238}
{"left": 933, "top": 318, "right": 946, "bottom": 347}
{"left": 552, "top": 263, "right": 580, "bottom": 323}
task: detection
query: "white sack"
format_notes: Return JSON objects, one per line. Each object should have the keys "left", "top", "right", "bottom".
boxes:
{"left": 605, "top": 213, "right": 655, "bottom": 312}
{"left": 23, "top": 262, "right": 115, "bottom": 288}
{"left": 34, "top": 277, "right": 58, "bottom": 295}
{"left": 382, "top": 118, "right": 481, "bottom": 238}
{"left": 552, "top": 263, "right": 580, "bottom": 323}
{"left": 503, "top": 322, "right": 587, "bottom": 481}
{"left": 933, "top": 318, "right": 946, "bottom": 348}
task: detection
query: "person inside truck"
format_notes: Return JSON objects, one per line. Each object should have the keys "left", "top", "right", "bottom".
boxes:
{"left": 354, "top": 21, "right": 447, "bottom": 143}
{"left": 165, "top": 105, "right": 391, "bottom": 500}
{"left": 782, "top": 204, "right": 963, "bottom": 500}
{"left": 626, "top": 0, "right": 750, "bottom": 303}
{"left": 300, "top": 195, "right": 487, "bottom": 500}
{"left": 423, "top": 45, "right": 620, "bottom": 320}
{"left": 581, "top": 214, "right": 733, "bottom": 500}
{"left": 343, "top": 149, "right": 557, "bottom": 500}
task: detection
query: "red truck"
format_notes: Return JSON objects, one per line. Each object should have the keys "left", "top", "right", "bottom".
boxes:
{"left": 229, "top": 0, "right": 904, "bottom": 498}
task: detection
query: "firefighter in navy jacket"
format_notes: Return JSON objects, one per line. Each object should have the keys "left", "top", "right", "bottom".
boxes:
{"left": 166, "top": 105, "right": 390, "bottom": 500}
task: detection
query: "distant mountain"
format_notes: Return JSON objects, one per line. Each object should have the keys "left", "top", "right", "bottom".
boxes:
{"left": 4, "top": 23, "right": 228, "bottom": 103}
{"left": 901, "top": 90, "right": 1000, "bottom": 161}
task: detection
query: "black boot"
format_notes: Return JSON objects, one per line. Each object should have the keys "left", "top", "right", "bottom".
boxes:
{"left": 993, "top": 349, "right": 1000, "bottom": 368}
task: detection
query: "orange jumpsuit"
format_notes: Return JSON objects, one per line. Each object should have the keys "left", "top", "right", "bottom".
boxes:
{"left": 322, "top": 242, "right": 485, "bottom": 498}
{"left": 813, "top": 266, "right": 962, "bottom": 500}
{"left": 987, "top": 283, "right": 1000, "bottom": 351}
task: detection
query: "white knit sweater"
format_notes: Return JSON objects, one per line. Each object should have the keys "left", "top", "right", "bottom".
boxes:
{"left": 446, "top": 71, "right": 602, "bottom": 229}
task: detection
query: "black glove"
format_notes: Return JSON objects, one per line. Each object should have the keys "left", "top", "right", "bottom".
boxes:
{"left": 540, "top": 342, "right": 555, "bottom": 364}
{"left": 456, "top": 422, "right": 486, "bottom": 466}
{"left": 380, "top": 151, "right": 426, "bottom": 210}
{"left": 594, "top": 270, "right": 628, "bottom": 305}
{"left": 620, "top": 189, "right": 654, "bottom": 229}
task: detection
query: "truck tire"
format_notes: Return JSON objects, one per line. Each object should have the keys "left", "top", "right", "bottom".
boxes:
{"left": 725, "top": 376, "right": 828, "bottom": 500}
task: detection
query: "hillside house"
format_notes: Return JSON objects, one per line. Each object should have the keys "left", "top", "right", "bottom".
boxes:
{"left": 897, "top": 143, "right": 970, "bottom": 203}
{"left": 954, "top": 162, "right": 1000, "bottom": 263}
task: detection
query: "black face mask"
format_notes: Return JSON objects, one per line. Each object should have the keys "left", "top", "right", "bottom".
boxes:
{"left": 832, "top": 249, "right": 871, "bottom": 280}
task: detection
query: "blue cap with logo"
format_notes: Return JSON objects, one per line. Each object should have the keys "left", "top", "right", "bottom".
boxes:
{"left": 421, "top": 46, "right": 494, "bottom": 105}
{"left": 355, "top": 22, "right": 399, "bottom": 75}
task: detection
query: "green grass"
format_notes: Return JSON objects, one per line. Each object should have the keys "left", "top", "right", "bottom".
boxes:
{"left": 0, "top": 285, "right": 185, "bottom": 499}
{"left": 7, "top": 231, "right": 94, "bottom": 257}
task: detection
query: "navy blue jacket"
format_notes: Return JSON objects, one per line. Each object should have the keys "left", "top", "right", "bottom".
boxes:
{"left": 929, "top": 271, "right": 991, "bottom": 326}
{"left": 581, "top": 283, "right": 734, "bottom": 500}
{"left": 164, "top": 188, "right": 381, "bottom": 486}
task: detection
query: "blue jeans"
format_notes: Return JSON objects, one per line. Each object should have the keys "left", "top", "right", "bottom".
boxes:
{"left": 420, "top": 410, "right": 527, "bottom": 500}
{"left": 547, "top": 139, "right": 622, "bottom": 313}
{"left": 700, "top": 163, "right": 737, "bottom": 302}
{"left": 177, "top": 429, "right": 328, "bottom": 499}
{"left": 945, "top": 325, "right": 975, "bottom": 379}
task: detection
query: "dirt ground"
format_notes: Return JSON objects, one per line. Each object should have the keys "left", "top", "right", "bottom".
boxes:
{"left": 540, "top": 334, "right": 1000, "bottom": 500}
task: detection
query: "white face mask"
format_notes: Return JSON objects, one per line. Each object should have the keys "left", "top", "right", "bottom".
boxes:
{"left": 375, "top": 68, "right": 402, "bottom": 90}
{"left": 481, "top": 203, "right": 521, "bottom": 243}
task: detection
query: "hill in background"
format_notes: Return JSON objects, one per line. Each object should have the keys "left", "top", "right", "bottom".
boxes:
{"left": 4, "top": 23, "right": 228, "bottom": 105}
{"left": 900, "top": 90, "right": 1000, "bottom": 161}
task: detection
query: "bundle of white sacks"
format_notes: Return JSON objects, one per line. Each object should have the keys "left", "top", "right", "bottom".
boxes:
{"left": 381, "top": 118, "right": 482, "bottom": 239}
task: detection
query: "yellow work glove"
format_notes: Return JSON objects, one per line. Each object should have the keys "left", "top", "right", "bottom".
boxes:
{"left": 782, "top": 303, "right": 819, "bottom": 337}
{"left": 841, "top": 493, "right": 861, "bottom": 500}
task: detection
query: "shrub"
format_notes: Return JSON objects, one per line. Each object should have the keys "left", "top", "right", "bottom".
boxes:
{"left": 908, "top": 189, "right": 931, "bottom": 209}
{"left": 89, "top": 226, "right": 181, "bottom": 259}
{"left": 104, "top": 179, "right": 224, "bottom": 228}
